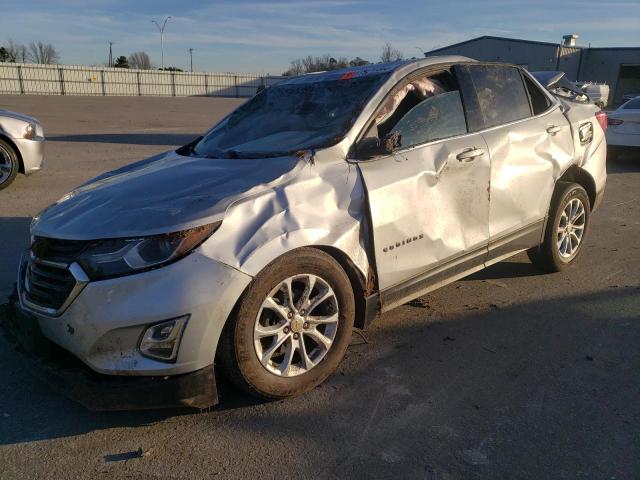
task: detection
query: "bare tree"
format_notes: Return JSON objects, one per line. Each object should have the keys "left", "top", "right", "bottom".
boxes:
{"left": 27, "top": 41, "right": 60, "bottom": 64}
{"left": 128, "top": 51, "right": 152, "bottom": 70}
{"left": 380, "top": 42, "right": 403, "bottom": 63}
{"left": 283, "top": 54, "right": 351, "bottom": 76}
{"left": 5, "top": 39, "right": 27, "bottom": 63}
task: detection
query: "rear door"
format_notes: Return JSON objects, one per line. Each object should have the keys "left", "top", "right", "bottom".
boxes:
{"left": 356, "top": 71, "right": 490, "bottom": 309}
{"left": 456, "top": 64, "right": 574, "bottom": 260}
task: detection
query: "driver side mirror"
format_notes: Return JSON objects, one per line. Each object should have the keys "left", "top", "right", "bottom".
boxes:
{"left": 356, "top": 132, "right": 401, "bottom": 159}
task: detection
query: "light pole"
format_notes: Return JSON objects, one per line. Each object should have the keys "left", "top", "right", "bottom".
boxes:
{"left": 152, "top": 16, "right": 171, "bottom": 69}
{"left": 189, "top": 48, "right": 194, "bottom": 72}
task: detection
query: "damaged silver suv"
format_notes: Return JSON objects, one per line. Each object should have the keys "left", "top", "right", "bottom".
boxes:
{"left": 19, "top": 56, "right": 606, "bottom": 409}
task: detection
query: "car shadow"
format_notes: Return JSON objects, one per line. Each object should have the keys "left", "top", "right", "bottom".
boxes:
{"left": 0, "top": 217, "right": 31, "bottom": 302}
{"left": 463, "top": 259, "right": 540, "bottom": 281}
{"left": 48, "top": 133, "right": 200, "bottom": 146}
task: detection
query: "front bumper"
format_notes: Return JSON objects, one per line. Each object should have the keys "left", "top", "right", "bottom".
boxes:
{"left": 13, "top": 136, "right": 45, "bottom": 175}
{"left": 17, "top": 248, "right": 252, "bottom": 376}
{"left": 2, "top": 307, "right": 217, "bottom": 410}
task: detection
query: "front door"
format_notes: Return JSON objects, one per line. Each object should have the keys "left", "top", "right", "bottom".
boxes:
{"left": 356, "top": 86, "right": 491, "bottom": 310}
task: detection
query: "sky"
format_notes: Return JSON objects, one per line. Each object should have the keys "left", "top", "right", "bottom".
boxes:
{"left": 2, "top": 0, "right": 639, "bottom": 74}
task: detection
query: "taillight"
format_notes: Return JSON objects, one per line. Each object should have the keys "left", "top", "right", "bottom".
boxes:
{"left": 595, "top": 111, "right": 608, "bottom": 132}
{"left": 608, "top": 118, "right": 624, "bottom": 126}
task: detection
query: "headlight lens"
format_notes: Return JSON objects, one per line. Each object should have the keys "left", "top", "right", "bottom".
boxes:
{"left": 77, "top": 222, "right": 220, "bottom": 280}
{"left": 23, "top": 123, "right": 37, "bottom": 139}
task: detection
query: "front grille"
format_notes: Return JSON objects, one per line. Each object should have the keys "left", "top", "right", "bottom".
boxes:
{"left": 22, "top": 236, "right": 90, "bottom": 314}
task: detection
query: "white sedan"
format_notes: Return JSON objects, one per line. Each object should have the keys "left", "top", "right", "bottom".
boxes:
{"left": 0, "top": 109, "right": 45, "bottom": 189}
{"left": 607, "top": 97, "right": 640, "bottom": 160}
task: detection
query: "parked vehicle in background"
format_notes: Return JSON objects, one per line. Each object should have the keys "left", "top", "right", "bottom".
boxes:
{"left": 606, "top": 96, "right": 640, "bottom": 160}
{"left": 621, "top": 93, "right": 640, "bottom": 103}
{"left": 0, "top": 109, "right": 45, "bottom": 190}
{"left": 16, "top": 57, "right": 606, "bottom": 410}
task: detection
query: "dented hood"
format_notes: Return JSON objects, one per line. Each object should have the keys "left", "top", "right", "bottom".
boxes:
{"left": 32, "top": 151, "right": 301, "bottom": 240}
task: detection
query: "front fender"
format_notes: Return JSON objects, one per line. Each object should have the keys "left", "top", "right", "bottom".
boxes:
{"left": 200, "top": 160, "right": 372, "bottom": 282}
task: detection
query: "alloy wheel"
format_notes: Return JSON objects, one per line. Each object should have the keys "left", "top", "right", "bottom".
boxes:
{"left": 557, "top": 198, "right": 585, "bottom": 258}
{"left": 254, "top": 274, "right": 339, "bottom": 377}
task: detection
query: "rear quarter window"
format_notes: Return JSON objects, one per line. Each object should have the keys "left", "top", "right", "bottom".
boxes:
{"left": 523, "top": 75, "right": 552, "bottom": 115}
{"left": 467, "top": 65, "right": 533, "bottom": 128}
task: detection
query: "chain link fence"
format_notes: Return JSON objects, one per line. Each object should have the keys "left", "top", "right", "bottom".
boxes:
{"left": 0, "top": 63, "right": 283, "bottom": 97}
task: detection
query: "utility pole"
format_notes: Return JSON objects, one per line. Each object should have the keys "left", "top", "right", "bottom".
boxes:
{"left": 152, "top": 16, "right": 171, "bottom": 69}
{"left": 189, "top": 48, "right": 194, "bottom": 72}
{"left": 108, "top": 42, "right": 113, "bottom": 67}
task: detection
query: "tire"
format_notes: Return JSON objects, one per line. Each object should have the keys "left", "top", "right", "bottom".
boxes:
{"left": 528, "top": 182, "right": 590, "bottom": 273}
{"left": 218, "top": 247, "right": 355, "bottom": 400}
{"left": 0, "top": 139, "right": 19, "bottom": 190}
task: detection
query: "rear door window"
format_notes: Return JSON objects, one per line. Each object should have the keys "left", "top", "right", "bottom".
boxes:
{"left": 465, "top": 65, "right": 533, "bottom": 129}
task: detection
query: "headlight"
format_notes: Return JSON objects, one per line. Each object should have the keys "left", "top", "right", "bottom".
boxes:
{"left": 77, "top": 222, "right": 220, "bottom": 280}
{"left": 23, "top": 123, "right": 37, "bottom": 139}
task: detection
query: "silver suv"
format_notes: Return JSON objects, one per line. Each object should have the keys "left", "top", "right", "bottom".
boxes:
{"left": 19, "top": 56, "right": 606, "bottom": 409}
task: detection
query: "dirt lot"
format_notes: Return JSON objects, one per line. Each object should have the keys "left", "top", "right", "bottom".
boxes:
{"left": 0, "top": 96, "right": 638, "bottom": 479}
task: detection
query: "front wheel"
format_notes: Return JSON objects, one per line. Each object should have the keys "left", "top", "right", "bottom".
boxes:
{"left": 528, "top": 182, "right": 590, "bottom": 273}
{"left": 218, "top": 248, "right": 355, "bottom": 399}
{"left": 0, "top": 139, "right": 19, "bottom": 190}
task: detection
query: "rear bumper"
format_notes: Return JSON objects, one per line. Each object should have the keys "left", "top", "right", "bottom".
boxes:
{"left": 2, "top": 307, "right": 218, "bottom": 410}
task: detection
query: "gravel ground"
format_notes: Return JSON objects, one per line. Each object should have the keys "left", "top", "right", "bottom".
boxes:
{"left": 0, "top": 95, "right": 638, "bottom": 479}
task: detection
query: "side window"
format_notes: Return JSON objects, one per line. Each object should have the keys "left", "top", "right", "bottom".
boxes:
{"left": 523, "top": 74, "right": 552, "bottom": 115}
{"left": 393, "top": 91, "right": 467, "bottom": 148}
{"left": 366, "top": 71, "right": 469, "bottom": 152}
{"left": 467, "top": 65, "right": 532, "bottom": 128}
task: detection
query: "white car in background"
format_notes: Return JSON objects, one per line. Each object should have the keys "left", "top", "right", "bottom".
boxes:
{"left": 0, "top": 109, "right": 45, "bottom": 190}
{"left": 607, "top": 97, "right": 640, "bottom": 160}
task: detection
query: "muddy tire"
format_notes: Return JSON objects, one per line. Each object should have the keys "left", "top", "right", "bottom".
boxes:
{"left": 0, "top": 139, "right": 19, "bottom": 190}
{"left": 528, "top": 182, "right": 590, "bottom": 273}
{"left": 218, "top": 248, "right": 355, "bottom": 400}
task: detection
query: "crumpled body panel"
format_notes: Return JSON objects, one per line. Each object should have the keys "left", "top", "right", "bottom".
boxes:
{"left": 201, "top": 146, "right": 372, "bottom": 280}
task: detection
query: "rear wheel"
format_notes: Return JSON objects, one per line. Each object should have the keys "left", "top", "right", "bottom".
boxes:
{"left": 528, "top": 182, "right": 590, "bottom": 272}
{"left": 219, "top": 248, "right": 355, "bottom": 399}
{"left": 0, "top": 139, "right": 19, "bottom": 190}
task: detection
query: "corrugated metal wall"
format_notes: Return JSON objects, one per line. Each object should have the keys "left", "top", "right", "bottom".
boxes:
{"left": 0, "top": 63, "right": 283, "bottom": 97}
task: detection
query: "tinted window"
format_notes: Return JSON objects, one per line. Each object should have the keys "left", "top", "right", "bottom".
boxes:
{"left": 393, "top": 91, "right": 467, "bottom": 148}
{"left": 623, "top": 98, "right": 640, "bottom": 109}
{"left": 524, "top": 75, "right": 551, "bottom": 115}
{"left": 467, "top": 65, "right": 532, "bottom": 128}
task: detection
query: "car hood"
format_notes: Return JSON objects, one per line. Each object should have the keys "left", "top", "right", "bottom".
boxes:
{"left": 0, "top": 109, "right": 39, "bottom": 125}
{"left": 32, "top": 151, "right": 302, "bottom": 240}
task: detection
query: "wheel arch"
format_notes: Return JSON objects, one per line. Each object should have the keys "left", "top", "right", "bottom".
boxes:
{"left": 556, "top": 164, "right": 597, "bottom": 209}
{"left": 0, "top": 134, "right": 24, "bottom": 174}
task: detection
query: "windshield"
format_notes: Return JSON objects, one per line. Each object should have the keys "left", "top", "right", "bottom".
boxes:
{"left": 193, "top": 73, "right": 389, "bottom": 158}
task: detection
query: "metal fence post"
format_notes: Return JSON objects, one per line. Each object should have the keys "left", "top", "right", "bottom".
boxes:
{"left": 234, "top": 75, "right": 239, "bottom": 97}
{"left": 100, "top": 70, "right": 106, "bottom": 96}
{"left": 171, "top": 72, "right": 176, "bottom": 97}
{"left": 58, "top": 67, "right": 65, "bottom": 95}
{"left": 204, "top": 73, "right": 208, "bottom": 96}
{"left": 16, "top": 65, "right": 25, "bottom": 94}
{"left": 136, "top": 71, "right": 142, "bottom": 96}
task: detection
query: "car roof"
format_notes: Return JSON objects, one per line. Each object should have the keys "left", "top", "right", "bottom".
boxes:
{"left": 278, "top": 56, "right": 476, "bottom": 85}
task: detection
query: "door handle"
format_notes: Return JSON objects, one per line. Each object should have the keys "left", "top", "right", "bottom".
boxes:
{"left": 456, "top": 148, "right": 484, "bottom": 162}
{"left": 546, "top": 125, "right": 561, "bottom": 135}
